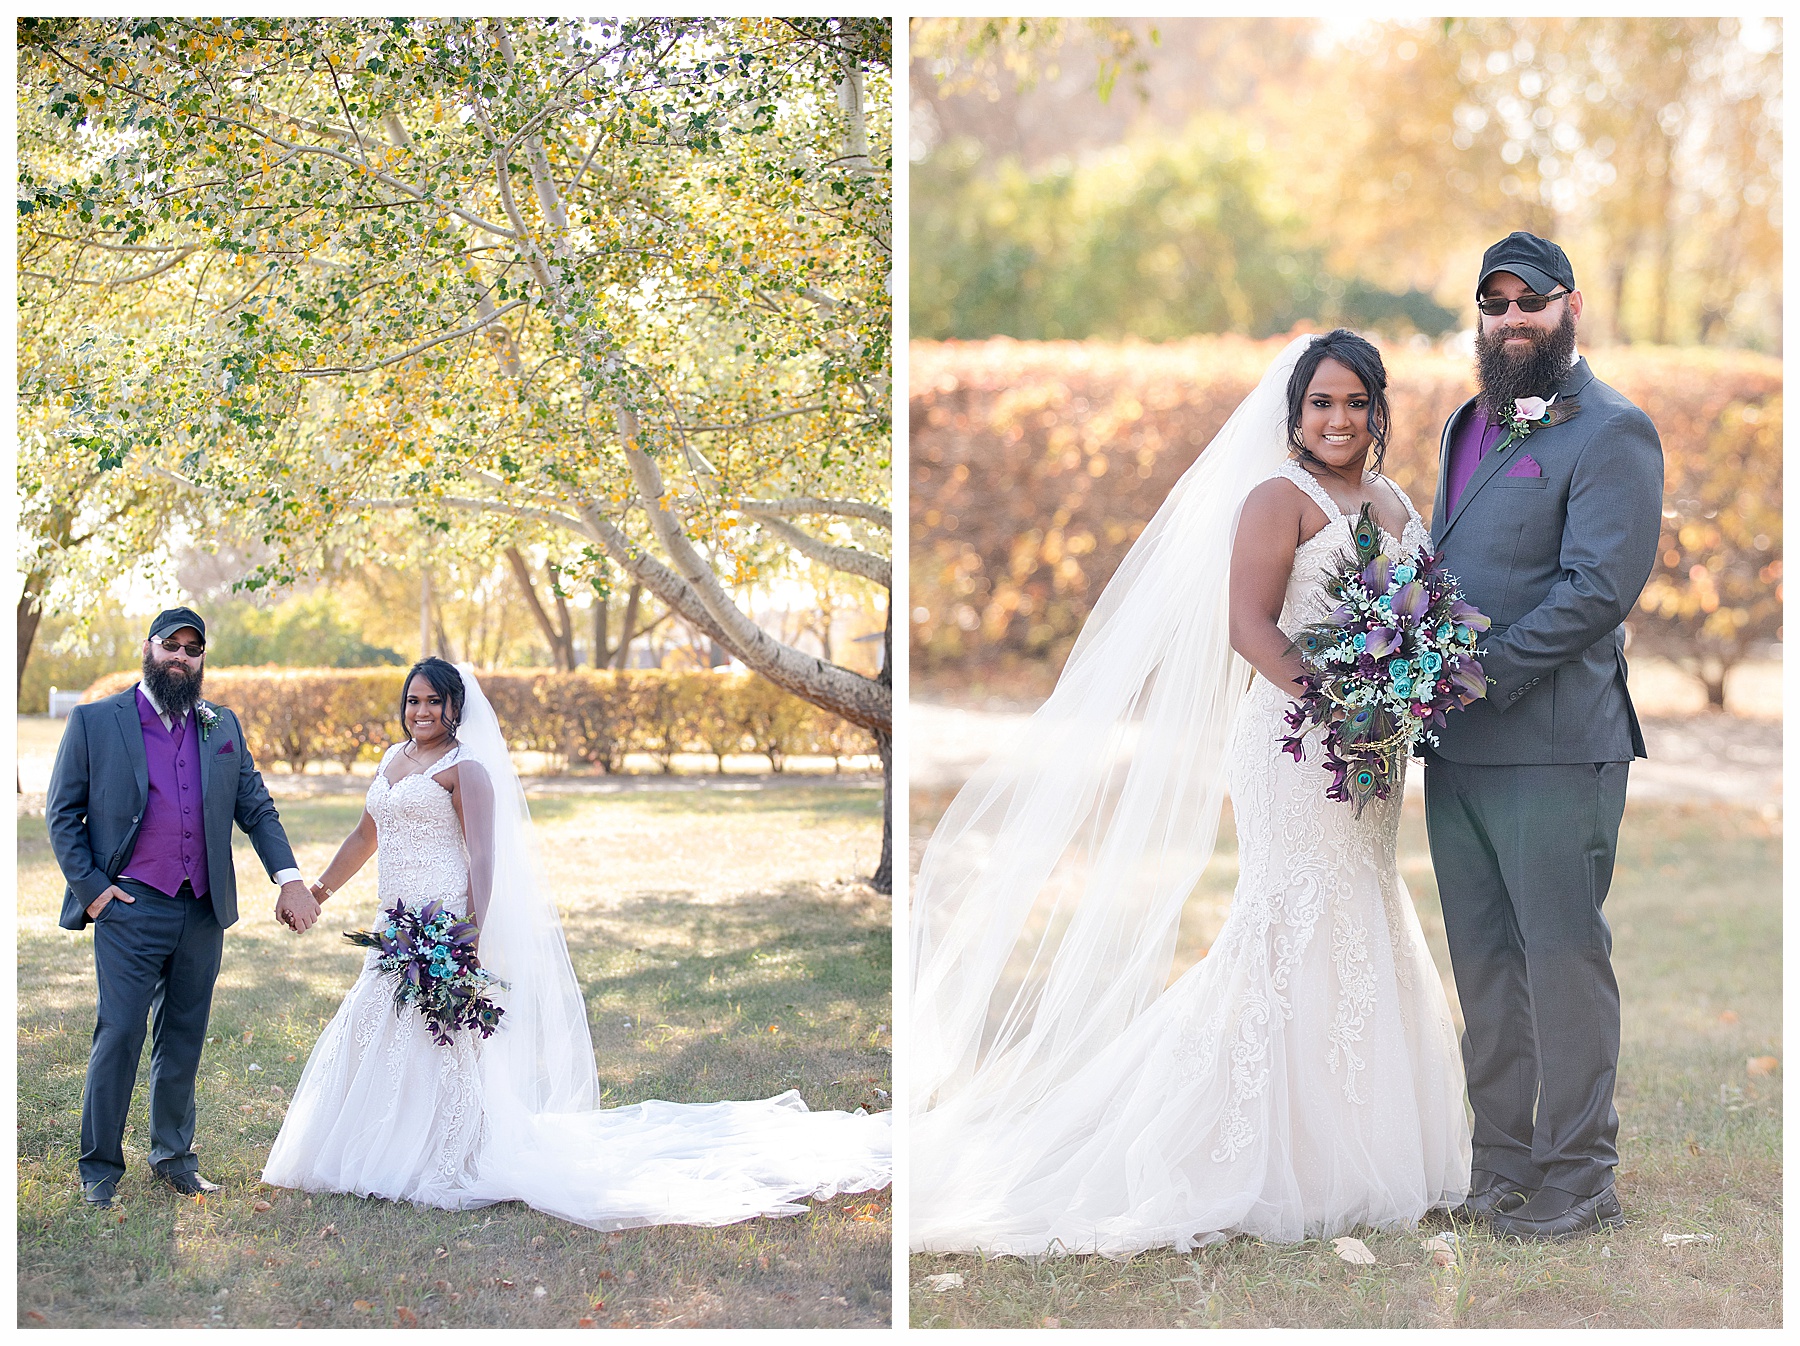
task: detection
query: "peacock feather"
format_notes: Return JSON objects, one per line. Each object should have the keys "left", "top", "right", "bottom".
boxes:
{"left": 1351, "top": 503, "right": 1381, "bottom": 567}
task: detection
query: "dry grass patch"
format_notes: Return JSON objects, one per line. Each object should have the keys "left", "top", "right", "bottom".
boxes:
{"left": 907, "top": 797, "right": 1779, "bottom": 1328}
{"left": 19, "top": 785, "right": 891, "bottom": 1328}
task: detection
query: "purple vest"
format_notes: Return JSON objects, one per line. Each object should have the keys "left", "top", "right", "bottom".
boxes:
{"left": 1444, "top": 405, "right": 1507, "bottom": 517}
{"left": 121, "top": 687, "right": 210, "bottom": 899}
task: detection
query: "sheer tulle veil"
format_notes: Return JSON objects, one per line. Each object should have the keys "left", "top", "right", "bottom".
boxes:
{"left": 911, "top": 336, "right": 1313, "bottom": 1147}
{"left": 450, "top": 666, "right": 889, "bottom": 1230}
{"left": 452, "top": 667, "right": 598, "bottom": 1120}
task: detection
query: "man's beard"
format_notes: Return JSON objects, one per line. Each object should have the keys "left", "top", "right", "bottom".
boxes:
{"left": 1475, "top": 306, "right": 1577, "bottom": 419}
{"left": 142, "top": 650, "right": 204, "bottom": 719}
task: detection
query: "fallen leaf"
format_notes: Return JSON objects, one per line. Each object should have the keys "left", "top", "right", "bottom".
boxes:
{"left": 1747, "top": 1055, "right": 1779, "bottom": 1077}
{"left": 433, "top": 1280, "right": 451, "bottom": 1292}
{"left": 1717, "top": 1010, "right": 1738, "bottom": 1024}
{"left": 285, "top": 1054, "right": 297, "bottom": 1062}
{"left": 1420, "top": 1234, "right": 1457, "bottom": 1267}
{"left": 1662, "top": 1232, "right": 1716, "bottom": 1246}
{"left": 240, "top": 1105, "right": 255, "bottom": 1114}
{"left": 623, "top": 1271, "right": 637, "bottom": 1285}
{"left": 434, "top": 1247, "right": 449, "bottom": 1259}
{"left": 533, "top": 1286, "right": 548, "bottom": 1298}
{"left": 395, "top": 1306, "right": 418, "bottom": 1325}
{"left": 1332, "top": 1236, "right": 1378, "bottom": 1265}
{"left": 253, "top": 1200, "right": 272, "bottom": 1213}
{"left": 242, "top": 1030, "right": 254, "bottom": 1045}
{"left": 318, "top": 1224, "right": 338, "bottom": 1239}
{"left": 497, "top": 1279, "right": 515, "bottom": 1289}
{"left": 577, "top": 1318, "right": 597, "bottom": 1328}
{"left": 597, "top": 1270, "right": 616, "bottom": 1282}
{"left": 353, "top": 1300, "right": 374, "bottom": 1311}
{"left": 1043, "top": 1317, "right": 1062, "bottom": 1328}
{"left": 531, "top": 1235, "right": 546, "bottom": 1247}
{"left": 922, "top": 1273, "right": 964, "bottom": 1292}
{"left": 26, "top": 1311, "right": 46, "bottom": 1322}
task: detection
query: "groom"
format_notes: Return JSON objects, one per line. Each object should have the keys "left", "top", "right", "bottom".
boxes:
{"left": 47, "top": 607, "right": 322, "bottom": 1208}
{"left": 1426, "top": 232, "right": 1663, "bottom": 1239}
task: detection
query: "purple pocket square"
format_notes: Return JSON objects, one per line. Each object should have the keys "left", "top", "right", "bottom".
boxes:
{"left": 217, "top": 740, "right": 236, "bottom": 755}
{"left": 1506, "top": 454, "right": 1543, "bottom": 478}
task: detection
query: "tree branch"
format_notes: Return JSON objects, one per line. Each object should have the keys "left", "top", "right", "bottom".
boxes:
{"left": 742, "top": 509, "right": 890, "bottom": 588}
{"left": 740, "top": 496, "right": 892, "bottom": 529}
{"left": 295, "top": 298, "right": 530, "bottom": 375}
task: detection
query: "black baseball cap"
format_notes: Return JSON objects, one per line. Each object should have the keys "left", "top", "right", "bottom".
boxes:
{"left": 147, "top": 606, "right": 206, "bottom": 644}
{"left": 1477, "top": 231, "right": 1576, "bottom": 297}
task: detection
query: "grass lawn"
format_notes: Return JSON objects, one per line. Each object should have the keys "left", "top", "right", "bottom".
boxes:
{"left": 907, "top": 794, "right": 1781, "bottom": 1328}
{"left": 19, "top": 784, "right": 892, "bottom": 1329}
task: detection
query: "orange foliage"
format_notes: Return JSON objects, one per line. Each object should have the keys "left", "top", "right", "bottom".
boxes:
{"left": 912, "top": 337, "right": 1781, "bottom": 704}
{"left": 81, "top": 668, "right": 875, "bottom": 774}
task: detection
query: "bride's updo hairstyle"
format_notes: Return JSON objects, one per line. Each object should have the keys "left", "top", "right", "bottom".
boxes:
{"left": 401, "top": 655, "right": 465, "bottom": 742}
{"left": 1283, "top": 328, "right": 1392, "bottom": 472}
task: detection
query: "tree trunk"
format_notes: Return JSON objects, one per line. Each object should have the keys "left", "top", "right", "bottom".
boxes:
{"left": 505, "top": 546, "right": 576, "bottom": 671}
{"left": 592, "top": 590, "right": 608, "bottom": 669}
{"left": 419, "top": 568, "right": 433, "bottom": 661}
{"left": 610, "top": 582, "right": 643, "bottom": 668}
{"left": 17, "top": 577, "right": 45, "bottom": 689}
{"left": 869, "top": 599, "right": 893, "bottom": 895}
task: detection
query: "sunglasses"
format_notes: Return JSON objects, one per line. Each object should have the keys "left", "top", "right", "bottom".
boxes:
{"left": 1477, "top": 289, "right": 1571, "bottom": 317}
{"left": 154, "top": 637, "right": 206, "bottom": 658}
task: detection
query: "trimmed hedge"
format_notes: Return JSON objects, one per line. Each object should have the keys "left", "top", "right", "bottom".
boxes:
{"left": 912, "top": 336, "right": 1782, "bottom": 694}
{"left": 83, "top": 667, "right": 877, "bottom": 776}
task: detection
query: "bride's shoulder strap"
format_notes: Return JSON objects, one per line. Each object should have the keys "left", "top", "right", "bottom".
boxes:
{"left": 426, "top": 742, "right": 465, "bottom": 778}
{"left": 1270, "top": 459, "right": 1340, "bottom": 520}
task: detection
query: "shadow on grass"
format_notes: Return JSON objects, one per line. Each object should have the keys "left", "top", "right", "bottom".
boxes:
{"left": 19, "top": 794, "right": 891, "bottom": 1329}
{"left": 907, "top": 800, "right": 1780, "bottom": 1329}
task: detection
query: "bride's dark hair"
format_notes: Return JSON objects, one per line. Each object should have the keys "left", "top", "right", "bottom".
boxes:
{"left": 401, "top": 656, "right": 465, "bottom": 741}
{"left": 1284, "top": 329, "right": 1392, "bottom": 472}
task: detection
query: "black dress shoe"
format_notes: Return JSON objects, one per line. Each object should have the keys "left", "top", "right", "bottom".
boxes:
{"left": 1488, "top": 1183, "right": 1623, "bottom": 1242}
{"left": 154, "top": 1169, "right": 221, "bottom": 1197}
{"left": 1448, "top": 1171, "right": 1530, "bottom": 1222}
{"left": 82, "top": 1180, "right": 117, "bottom": 1208}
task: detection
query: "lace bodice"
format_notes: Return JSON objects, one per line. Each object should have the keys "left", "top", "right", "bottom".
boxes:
{"left": 367, "top": 742, "right": 470, "bottom": 913}
{"left": 1274, "top": 459, "right": 1429, "bottom": 635}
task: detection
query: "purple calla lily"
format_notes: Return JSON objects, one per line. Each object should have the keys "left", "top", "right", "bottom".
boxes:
{"left": 1451, "top": 600, "right": 1492, "bottom": 633}
{"left": 1361, "top": 555, "right": 1392, "bottom": 593}
{"left": 1392, "top": 580, "right": 1428, "bottom": 621}
{"left": 1364, "top": 626, "right": 1402, "bottom": 659}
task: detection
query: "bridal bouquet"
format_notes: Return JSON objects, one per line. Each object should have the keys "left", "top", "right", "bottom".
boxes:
{"left": 344, "top": 899, "right": 506, "bottom": 1046}
{"left": 1281, "top": 505, "right": 1491, "bottom": 814}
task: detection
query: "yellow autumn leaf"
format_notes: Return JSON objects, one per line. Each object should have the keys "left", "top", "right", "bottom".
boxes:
{"left": 1331, "top": 1236, "right": 1377, "bottom": 1265}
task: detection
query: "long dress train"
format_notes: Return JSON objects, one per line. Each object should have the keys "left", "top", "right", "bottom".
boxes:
{"left": 265, "top": 742, "right": 889, "bottom": 1229}
{"left": 911, "top": 462, "right": 1469, "bottom": 1257}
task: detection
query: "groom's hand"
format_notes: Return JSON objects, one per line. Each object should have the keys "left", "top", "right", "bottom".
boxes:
{"left": 85, "top": 885, "right": 135, "bottom": 921}
{"left": 275, "top": 880, "right": 321, "bottom": 933}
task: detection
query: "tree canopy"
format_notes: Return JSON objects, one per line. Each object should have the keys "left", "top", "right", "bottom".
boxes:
{"left": 19, "top": 17, "right": 893, "bottom": 733}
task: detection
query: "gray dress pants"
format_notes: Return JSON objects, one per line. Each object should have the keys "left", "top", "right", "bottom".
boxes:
{"left": 1423, "top": 755, "right": 1630, "bottom": 1198}
{"left": 79, "top": 877, "right": 224, "bottom": 1189}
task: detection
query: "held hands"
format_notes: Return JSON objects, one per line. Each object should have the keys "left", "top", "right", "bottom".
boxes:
{"left": 275, "top": 879, "right": 322, "bottom": 934}
{"left": 85, "top": 884, "right": 135, "bottom": 921}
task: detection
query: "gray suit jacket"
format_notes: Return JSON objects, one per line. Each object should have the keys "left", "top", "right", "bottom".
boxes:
{"left": 47, "top": 687, "right": 298, "bottom": 931}
{"left": 1428, "top": 356, "right": 1663, "bottom": 764}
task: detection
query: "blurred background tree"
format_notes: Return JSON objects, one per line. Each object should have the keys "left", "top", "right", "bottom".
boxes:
{"left": 909, "top": 17, "right": 1781, "bottom": 712}
{"left": 911, "top": 17, "right": 1780, "bottom": 351}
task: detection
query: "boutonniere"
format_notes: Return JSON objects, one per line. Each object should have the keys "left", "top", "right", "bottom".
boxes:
{"left": 1496, "top": 394, "right": 1580, "bottom": 455}
{"left": 196, "top": 702, "right": 219, "bottom": 742}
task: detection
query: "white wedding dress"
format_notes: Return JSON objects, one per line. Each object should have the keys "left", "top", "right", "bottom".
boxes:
{"left": 911, "top": 460, "right": 1470, "bottom": 1257}
{"left": 266, "top": 732, "right": 890, "bottom": 1229}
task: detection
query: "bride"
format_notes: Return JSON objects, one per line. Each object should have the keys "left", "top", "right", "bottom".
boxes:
{"left": 264, "top": 657, "right": 889, "bottom": 1229}
{"left": 911, "top": 331, "right": 1472, "bottom": 1258}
